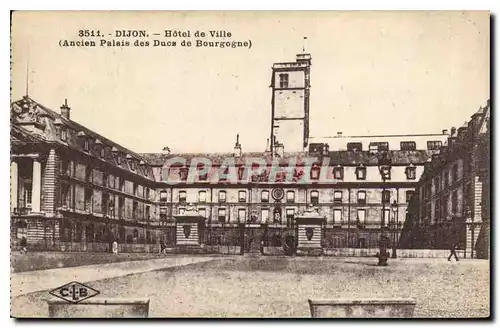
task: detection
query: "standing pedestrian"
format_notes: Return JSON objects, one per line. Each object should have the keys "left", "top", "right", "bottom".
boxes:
{"left": 20, "top": 236, "right": 27, "bottom": 254}
{"left": 112, "top": 239, "right": 118, "bottom": 254}
{"left": 448, "top": 241, "right": 460, "bottom": 261}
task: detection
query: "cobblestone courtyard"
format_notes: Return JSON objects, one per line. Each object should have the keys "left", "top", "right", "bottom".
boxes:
{"left": 12, "top": 256, "right": 489, "bottom": 318}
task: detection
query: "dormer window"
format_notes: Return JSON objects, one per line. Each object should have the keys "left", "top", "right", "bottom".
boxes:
{"left": 95, "top": 139, "right": 103, "bottom": 158}
{"left": 61, "top": 128, "right": 67, "bottom": 141}
{"left": 355, "top": 164, "right": 367, "bottom": 180}
{"left": 333, "top": 165, "right": 344, "bottom": 180}
{"left": 126, "top": 154, "right": 136, "bottom": 171}
{"left": 77, "top": 131, "right": 90, "bottom": 152}
{"left": 111, "top": 147, "right": 121, "bottom": 165}
{"left": 140, "top": 160, "right": 147, "bottom": 176}
{"left": 310, "top": 164, "right": 320, "bottom": 180}
{"left": 54, "top": 118, "right": 67, "bottom": 141}
{"left": 405, "top": 164, "right": 417, "bottom": 180}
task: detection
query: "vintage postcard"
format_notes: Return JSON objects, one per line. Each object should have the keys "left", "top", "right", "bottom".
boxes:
{"left": 10, "top": 11, "right": 490, "bottom": 318}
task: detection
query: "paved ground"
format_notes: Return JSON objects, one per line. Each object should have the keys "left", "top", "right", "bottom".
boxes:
{"left": 11, "top": 255, "right": 222, "bottom": 297}
{"left": 11, "top": 251, "right": 173, "bottom": 273}
{"left": 11, "top": 256, "right": 490, "bottom": 318}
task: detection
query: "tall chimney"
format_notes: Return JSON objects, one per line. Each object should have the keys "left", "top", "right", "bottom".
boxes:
{"left": 60, "top": 98, "right": 71, "bottom": 120}
{"left": 234, "top": 134, "right": 242, "bottom": 157}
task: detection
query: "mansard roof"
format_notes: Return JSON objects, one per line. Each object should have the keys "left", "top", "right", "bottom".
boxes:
{"left": 141, "top": 150, "right": 435, "bottom": 167}
{"left": 10, "top": 96, "right": 154, "bottom": 180}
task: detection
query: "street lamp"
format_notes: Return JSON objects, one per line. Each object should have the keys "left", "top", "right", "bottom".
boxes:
{"left": 377, "top": 153, "right": 392, "bottom": 266}
{"left": 391, "top": 200, "right": 398, "bottom": 258}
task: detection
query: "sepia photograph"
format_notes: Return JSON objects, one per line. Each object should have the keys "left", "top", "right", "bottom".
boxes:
{"left": 9, "top": 10, "right": 490, "bottom": 318}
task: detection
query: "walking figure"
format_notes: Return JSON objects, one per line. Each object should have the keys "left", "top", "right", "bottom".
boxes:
{"left": 448, "top": 241, "right": 460, "bottom": 261}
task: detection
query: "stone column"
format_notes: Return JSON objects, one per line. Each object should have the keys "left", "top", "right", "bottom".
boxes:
{"left": 32, "top": 158, "right": 42, "bottom": 213}
{"left": 10, "top": 160, "right": 18, "bottom": 213}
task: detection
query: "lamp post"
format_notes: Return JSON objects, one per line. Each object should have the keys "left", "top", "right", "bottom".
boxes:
{"left": 377, "top": 153, "right": 392, "bottom": 266}
{"left": 391, "top": 200, "right": 398, "bottom": 258}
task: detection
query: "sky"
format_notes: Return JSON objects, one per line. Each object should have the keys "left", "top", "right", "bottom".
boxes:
{"left": 10, "top": 11, "right": 490, "bottom": 153}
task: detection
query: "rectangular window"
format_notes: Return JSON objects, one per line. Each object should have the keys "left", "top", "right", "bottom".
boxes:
{"left": 238, "top": 208, "right": 246, "bottom": 222}
{"left": 334, "top": 190, "right": 342, "bottom": 204}
{"left": 383, "top": 209, "right": 391, "bottom": 226}
{"left": 160, "top": 190, "right": 168, "bottom": 203}
{"left": 357, "top": 191, "right": 366, "bottom": 204}
{"left": 406, "top": 190, "right": 415, "bottom": 203}
{"left": 118, "top": 196, "right": 124, "bottom": 218}
{"left": 238, "top": 191, "right": 246, "bottom": 202}
{"left": 286, "top": 208, "right": 294, "bottom": 226}
{"left": 85, "top": 166, "right": 92, "bottom": 182}
{"left": 199, "top": 190, "right": 207, "bottom": 203}
{"left": 179, "top": 191, "right": 186, "bottom": 203}
{"left": 310, "top": 191, "right": 319, "bottom": 205}
{"left": 61, "top": 183, "right": 70, "bottom": 208}
{"left": 261, "top": 209, "right": 269, "bottom": 222}
{"left": 279, "top": 73, "right": 289, "bottom": 88}
{"left": 132, "top": 201, "right": 138, "bottom": 218}
{"left": 218, "top": 190, "right": 226, "bottom": 203}
{"left": 357, "top": 209, "right": 366, "bottom": 225}
{"left": 261, "top": 190, "right": 269, "bottom": 203}
{"left": 333, "top": 166, "right": 344, "bottom": 179}
{"left": 198, "top": 208, "right": 206, "bottom": 218}
{"left": 427, "top": 140, "right": 443, "bottom": 150}
{"left": 84, "top": 188, "right": 92, "bottom": 212}
{"left": 382, "top": 190, "right": 390, "bottom": 203}
{"left": 145, "top": 206, "right": 150, "bottom": 219}
{"left": 347, "top": 142, "right": 363, "bottom": 151}
{"left": 218, "top": 208, "right": 226, "bottom": 223}
{"left": 443, "top": 170, "right": 449, "bottom": 188}
{"left": 400, "top": 141, "right": 416, "bottom": 151}
{"left": 333, "top": 209, "right": 342, "bottom": 226}
{"left": 286, "top": 191, "right": 295, "bottom": 203}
